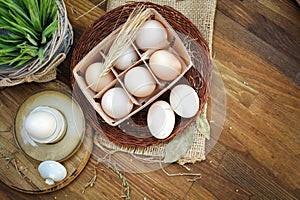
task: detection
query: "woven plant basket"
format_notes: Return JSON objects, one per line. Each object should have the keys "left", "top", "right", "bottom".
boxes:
{"left": 0, "top": 0, "right": 73, "bottom": 87}
{"left": 71, "top": 2, "right": 212, "bottom": 147}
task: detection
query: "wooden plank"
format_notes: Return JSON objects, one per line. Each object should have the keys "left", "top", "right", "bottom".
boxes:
{"left": 212, "top": 144, "right": 298, "bottom": 199}
{"left": 214, "top": 61, "right": 300, "bottom": 194}
{"left": 216, "top": 0, "right": 300, "bottom": 84}
{"left": 257, "top": 0, "right": 300, "bottom": 23}
{"left": 64, "top": 0, "right": 106, "bottom": 34}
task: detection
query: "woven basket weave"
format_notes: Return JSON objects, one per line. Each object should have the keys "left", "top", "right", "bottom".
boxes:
{"left": 71, "top": 2, "right": 212, "bottom": 147}
{"left": 0, "top": 0, "right": 73, "bottom": 87}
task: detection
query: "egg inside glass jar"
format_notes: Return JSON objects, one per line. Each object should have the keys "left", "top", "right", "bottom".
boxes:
{"left": 124, "top": 66, "right": 156, "bottom": 97}
{"left": 149, "top": 50, "right": 182, "bottom": 81}
{"left": 135, "top": 20, "right": 168, "bottom": 51}
{"left": 101, "top": 87, "right": 133, "bottom": 119}
{"left": 115, "top": 45, "right": 138, "bottom": 71}
{"left": 24, "top": 106, "right": 67, "bottom": 143}
{"left": 85, "top": 62, "right": 115, "bottom": 92}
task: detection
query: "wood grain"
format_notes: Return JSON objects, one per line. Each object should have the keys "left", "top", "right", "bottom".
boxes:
{"left": 0, "top": 0, "right": 299, "bottom": 199}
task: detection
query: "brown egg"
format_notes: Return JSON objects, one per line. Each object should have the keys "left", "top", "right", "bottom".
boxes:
{"left": 85, "top": 62, "right": 115, "bottom": 92}
{"left": 149, "top": 50, "right": 182, "bottom": 81}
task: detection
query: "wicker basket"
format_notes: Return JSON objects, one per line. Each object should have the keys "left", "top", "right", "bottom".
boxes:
{"left": 0, "top": 0, "right": 73, "bottom": 87}
{"left": 71, "top": 2, "right": 212, "bottom": 147}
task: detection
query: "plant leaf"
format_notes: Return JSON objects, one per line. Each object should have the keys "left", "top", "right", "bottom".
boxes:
{"left": 41, "top": 17, "right": 58, "bottom": 43}
{"left": 48, "top": 0, "right": 58, "bottom": 21}
{"left": 9, "top": 53, "right": 33, "bottom": 67}
{"left": 25, "top": 34, "right": 38, "bottom": 46}
{"left": 196, "top": 113, "right": 210, "bottom": 140}
{"left": 23, "top": 0, "right": 42, "bottom": 32}
{"left": 38, "top": 46, "right": 45, "bottom": 63}
{"left": 164, "top": 127, "right": 194, "bottom": 163}
{"left": 0, "top": 35, "right": 23, "bottom": 44}
{"left": 1, "top": 16, "right": 38, "bottom": 39}
{"left": 0, "top": 5, "right": 10, "bottom": 18}
{"left": 0, "top": 45, "right": 18, "bottom": 54}
{"left": 18, "top": 42, "right": 38, "bottom": 57}
{"left": 0, "top": 0, "right": 32, "bottom": 25}
{"left": 9, "top": 9, "right": 36, "bottom": 34}
{"left": 39, "top": 0, "right": 47, "bottom": 27}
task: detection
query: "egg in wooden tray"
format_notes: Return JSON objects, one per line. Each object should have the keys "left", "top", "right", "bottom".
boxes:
{"left": 73, "top": 8, "right": 202, "bottom": 143}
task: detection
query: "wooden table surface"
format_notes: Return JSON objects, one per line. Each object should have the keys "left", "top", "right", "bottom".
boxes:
{"left": 1, "top": 0, "right": 299, "bottom": 199}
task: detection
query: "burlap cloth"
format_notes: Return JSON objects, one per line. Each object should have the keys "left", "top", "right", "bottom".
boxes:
{"left": 93, "top": 0, "right": 217, "bottom": 164}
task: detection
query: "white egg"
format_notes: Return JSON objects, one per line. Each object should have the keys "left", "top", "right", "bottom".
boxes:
{"left": 101, "top": 87, "right": 133, "bottom": 119}
{"left": 135, "top": 20, "right": 168, "bottom": 51}
{"left": 124, "top": 66, "right": 156, "bottom": 97}
{"left": 170, "top": 84, "right": 199, "bottom": 118}
{"left": 147, "top": 101, "right": 175, "bottom": 139}
{"left": 149, "top": 50, "right": 182, "bottom": 81}
{"left": 115, "top": 45, "right": 139, "bottom": 70}
{"left": 24, "top": 110, "right": 57, "bottom": 140}
{"left": 85, "top": 62, "right": 115, "bottom": 92}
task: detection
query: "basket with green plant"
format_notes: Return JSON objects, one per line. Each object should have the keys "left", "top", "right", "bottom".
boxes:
{"left": 0, "top": 0, "right": 73, "bottom": 86}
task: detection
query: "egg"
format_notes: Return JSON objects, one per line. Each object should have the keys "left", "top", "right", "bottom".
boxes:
{"left": 135, "top": 20, "right": 168, "bottom": 51}
{"left": 24, "top": 106, "right": 67, "bottom": 143}
{"left": 24, "top": 109, "right": 57, "bottom": 140}
{"left": 149, "top": 50, "right": 182, "bottom": 81}
{"left": 147, "top": 101, "right": 175, "bottom": 139}
{"left": 115, "top": 45, "right": 139, "bottom": 70}
{"left": 85, "top": 62, "right": 115, "bottom": 92}
{"left": 124, "top": 66, "right": 156, "bottom": 97}
{"left": 170, "top": 84, "right": 199, "bottom": 118}
{"left": 101, "top": 87, "right": 133, "bottom": 119}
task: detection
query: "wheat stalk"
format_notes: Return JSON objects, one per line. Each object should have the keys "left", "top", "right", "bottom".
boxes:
{"left": 100, "top": 6, "right": 153, "bottom": 77}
